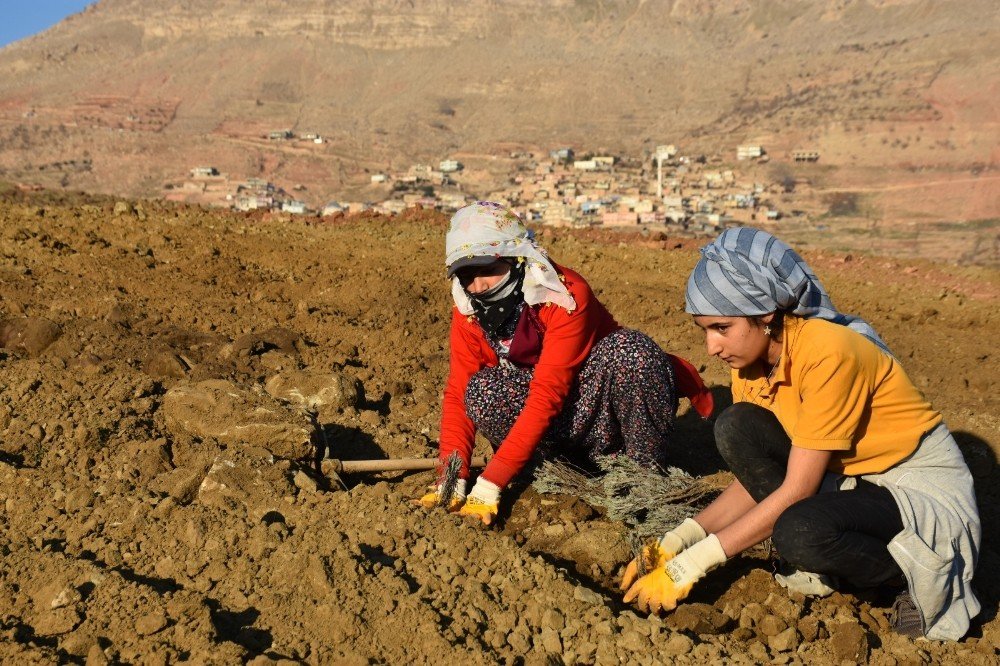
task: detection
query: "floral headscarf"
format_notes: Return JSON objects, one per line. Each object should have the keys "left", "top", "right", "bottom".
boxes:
{"left": 445, "top": 202, "right": 576, "bottom": 314}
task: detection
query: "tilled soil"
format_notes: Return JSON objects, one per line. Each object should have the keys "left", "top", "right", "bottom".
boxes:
{"left": 0, "top": 194, "right": 998, "bottom": 664}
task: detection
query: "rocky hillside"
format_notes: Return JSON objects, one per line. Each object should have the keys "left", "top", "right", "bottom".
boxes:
{"left": 0, "top": 1, "right": 996, "bottom": 233}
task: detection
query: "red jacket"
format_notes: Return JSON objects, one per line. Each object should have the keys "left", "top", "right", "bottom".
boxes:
{"left": 439, "top": 264, "right": 620, "bottom": 488}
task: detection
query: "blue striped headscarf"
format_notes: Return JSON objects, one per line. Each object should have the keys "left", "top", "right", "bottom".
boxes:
{"left": 685, "top": 227, "right": 890, "bottom": 354}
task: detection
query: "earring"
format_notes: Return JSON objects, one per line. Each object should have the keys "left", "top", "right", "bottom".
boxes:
{"left": 763, "top": 325, "right": 772, "bottom": 336}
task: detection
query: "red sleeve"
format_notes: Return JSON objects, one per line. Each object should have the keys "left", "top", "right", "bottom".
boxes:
{"left": 480, "top": 278, "right": 602, "bottom": 488}
{"left": 439, "top": 310, "right": 491, "bottom": 479}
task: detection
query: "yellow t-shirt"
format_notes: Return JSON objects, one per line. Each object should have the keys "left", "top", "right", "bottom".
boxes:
{"left": 731, "top": 316, "right": 942, "bottom": 476}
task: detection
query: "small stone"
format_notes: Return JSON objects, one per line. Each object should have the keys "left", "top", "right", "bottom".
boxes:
{"left": 667, "top": 602, "right": 731, "bottom": 635}
{"left": 507, "top": 629, "right": 531, "bottom": 653}
{"left": 64, "top": 486, "right": 95, "bottom": 512}
{"left": 59, "top": 630, "right": 97, "bottom": 657}
{"left": 86, "top": 644, "right": 110, "bottom": 666}
{"left": 573, "top": 585, "right": 603, "bottom": 605}
{"left": 594, "top": 639, "right": 617, "bottom": 664}
{"left": 731, "top": 626, "right": 754, "bottom": 641}
{"left": 576, "top": 641, "right": 597, "bottom": 661}
{"left": 541, "top": 608, "right": 565, "bottom": 632}
{"left": 797, "top": 615, "right": 821, "bottom": 642}
{"left": 662, "top": 633, "right": 693, "bottom": 656}
{"left": 758, "top": 614, "right": 788, "bottom": 637}
{"left": 768, "top": 627, "right": 800, "bottom": 653}
{"left": 293, "top": 470, "right": 318, "bottom": 493}
{"left": 33, "top": 608, "right": 82, "bottom": 635}
{"left": 739, "top": 602, "right": 766, "bottom": 629}
{"left": 135, "top": 610, "right": 168, "bottom": 636}
{"left": 620, "top": 630, "right": 648, "bottom": 651}
{"left": 264, "top": 370, "right": 360, "bottom": 411}
{"left": 49, "top": 586, "right": 80, "bottom": 609}
{"left": 143, "top": 351, "right": 188, "bottom": 379}
{"left": 540, "top": 628, "right": 562, "bottom": 654}
{"left": 747, "top": 640, "right": 769, "bottom": 662}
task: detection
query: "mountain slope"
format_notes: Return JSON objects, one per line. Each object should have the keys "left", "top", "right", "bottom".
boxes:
{"left": 0, "top": 0, "right": 996, "bottom": 211}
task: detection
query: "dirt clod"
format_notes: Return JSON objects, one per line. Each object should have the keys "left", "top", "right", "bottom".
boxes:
{"left": 667, "top": 602, "right": 732, "bottom": 635}
{"left": 829, "top": 621, "right": 870, "bottom": 663}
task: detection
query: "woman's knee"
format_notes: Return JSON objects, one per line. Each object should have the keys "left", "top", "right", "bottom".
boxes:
{"left": 713, "top": 402, "right": 772, "bottom": 462}
{"left": 773, "top": 502, "right": 834, "bottom": 570}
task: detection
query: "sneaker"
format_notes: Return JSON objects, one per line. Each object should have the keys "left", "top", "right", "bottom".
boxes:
{"left": 775, "top": 568, "right": 837, "bottom": 597}
{"left": 890, "top": 592, "right": 924, "bottom": 638}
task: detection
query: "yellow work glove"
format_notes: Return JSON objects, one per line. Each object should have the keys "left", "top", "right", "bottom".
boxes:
{"left": 620, "top": 541, "right": 669, "bottom": 593}
{"left": 620, "top": 518, "right": 707, "bottom": 591}
{"left": 623, "top": 534, "right": 726, "bottom": 614}
{"left": 458, "top": 478, "right": 500, "bottom": 526}
{"left": 413, "top": 479, "right": 466, "bottom": 510}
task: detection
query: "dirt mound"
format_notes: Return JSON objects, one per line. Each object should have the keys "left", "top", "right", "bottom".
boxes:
{"left": 0, "top": 197, "right": 997, "bottom": 662}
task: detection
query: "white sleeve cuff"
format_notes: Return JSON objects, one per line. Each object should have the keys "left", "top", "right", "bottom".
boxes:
{"left": 468, "top": 478, "right": 501, "bottom": 504}
{"left": 660, "top": 518, "right": 707, "bottom": 553}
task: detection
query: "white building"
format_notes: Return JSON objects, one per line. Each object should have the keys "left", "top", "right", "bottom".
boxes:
{"left": 737, "top": 145, "right": 764, "bottom": 160}
{"left": 282, "top": 201, "right": 307, "bottom": 214}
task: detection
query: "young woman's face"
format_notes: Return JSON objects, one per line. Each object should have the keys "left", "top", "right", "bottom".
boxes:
{"left": 456, "top": 260, "right": 511, "bottom": 295}
{"left": 693, "top": 314, "right": 775, "bottom": 369}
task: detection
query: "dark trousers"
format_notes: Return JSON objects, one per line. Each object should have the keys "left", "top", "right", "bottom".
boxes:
{"left": 715, "top": 402, "right": 904, "bottom": 588}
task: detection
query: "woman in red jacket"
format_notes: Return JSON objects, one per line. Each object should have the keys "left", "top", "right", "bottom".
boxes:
{"left": 416, "top": 202, "right": 712, "bottom": 525}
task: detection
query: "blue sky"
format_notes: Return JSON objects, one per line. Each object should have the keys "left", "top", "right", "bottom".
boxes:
{"left": 0, "top": 1, "right": 97, "bottom": 48}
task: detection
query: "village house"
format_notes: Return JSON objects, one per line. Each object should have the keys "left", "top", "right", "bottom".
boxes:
{"left": 281, "top": 200, "right": 307, "bottom": 214}
{"left": 542, "top": 203, "right": 575, "bottom": 227}
{"left": 439, "top": 159, "right": 463, "bottom": 173}
{"left": 573, "top": 159, "right": 598, "bottom": 171}
{"left": 268, "top": 129, "right": 293, "bottom": 140}
{"left": 737, "top": 144, "right": 764, "bottom": 160}
{"left": 408, "top": 164, "right": 434, "bottom": 181}
{"left": 370, "top": 173, "right": 388, "bottom": 184}
{"left": 190, "top": 166, "right": 219, "bottom": 178}
{"left": 234, "top": 194, "right": 273, "bottom": 211}
{"left": 602, "top": 211, "right": 639, "bottom": 226}
{"left": 241, "top": 177, "right": 272, "bottom": 192}
{"left": 377, "top": 200, "right": 406, "bottom": 215}
{"left": 792, "top": 150, "right": 820, "bottom": 162}
{"left": 550, "top": 147, "right": 574, "bottom": 163}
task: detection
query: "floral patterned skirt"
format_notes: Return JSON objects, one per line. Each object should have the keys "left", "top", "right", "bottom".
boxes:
{"left": 464, "top": 328, "right": 678, "bottom": 470}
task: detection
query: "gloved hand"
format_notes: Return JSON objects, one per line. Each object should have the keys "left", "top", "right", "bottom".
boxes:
{"left": 620, "top": 518, "right": 706, "bottom": 591}
{"left": 458, "top": 478, "right": 500, "bottom": 526}
{"left": 623, "top": 534, "right": 726, "bottom": 614}
{"left": 413, "top": 479, "right": 466, "bottom": 510}
{"left": 619, "top": 541, "right": 668, "bottom": 593}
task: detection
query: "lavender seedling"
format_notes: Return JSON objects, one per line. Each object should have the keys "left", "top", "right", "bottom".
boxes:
{"left": 628, "top": 531, "right": 648, "bottom": 577}
{"left": 438, "top": 451, "right": 462, "bottom": 509}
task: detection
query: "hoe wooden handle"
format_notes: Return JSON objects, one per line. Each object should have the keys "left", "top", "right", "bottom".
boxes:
{"left": 322, "top": 456, "right": 489, "bottom": 475}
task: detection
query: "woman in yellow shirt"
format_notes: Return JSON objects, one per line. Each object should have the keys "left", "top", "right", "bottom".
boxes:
{"left": 622, "top": 227, "right": 980, "bottom": 641}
